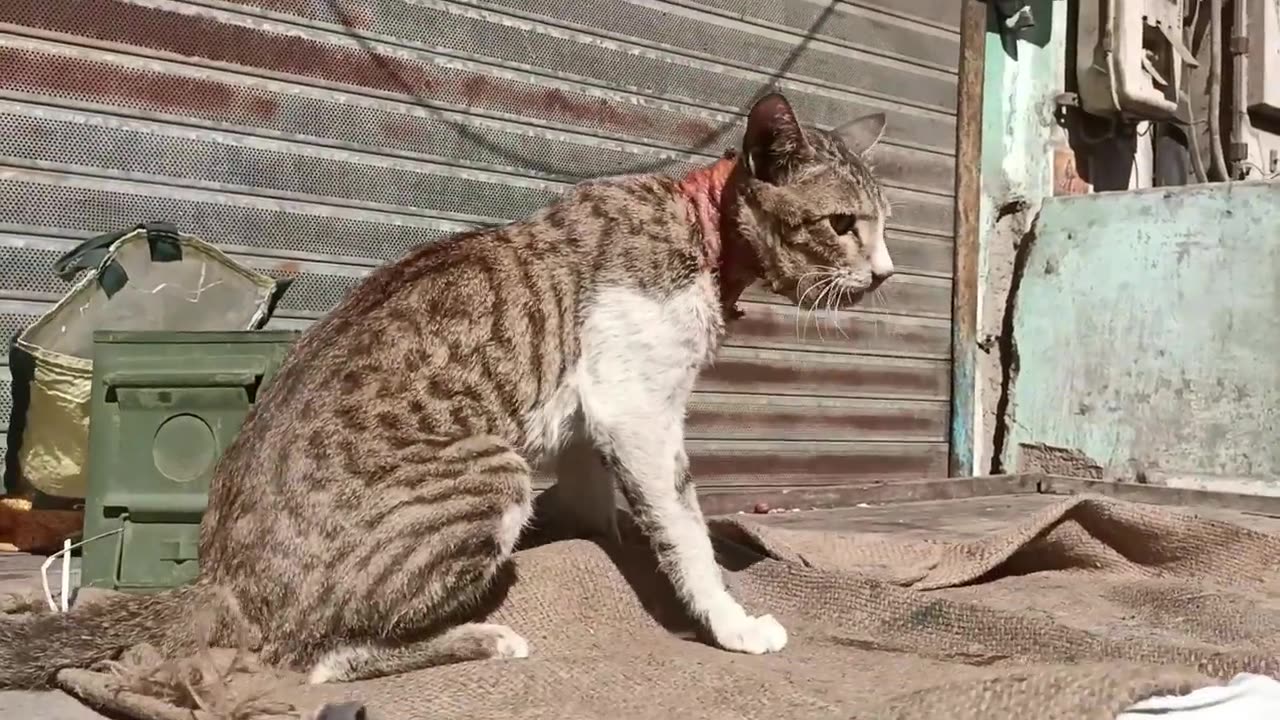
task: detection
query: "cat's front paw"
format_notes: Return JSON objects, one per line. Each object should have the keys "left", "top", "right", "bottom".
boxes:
{"left": 710, "top": 612, "right": 788, "bottom": 655}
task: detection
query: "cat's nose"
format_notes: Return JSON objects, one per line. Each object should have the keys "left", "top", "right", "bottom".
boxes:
{"left": 869, "top": 267, "right": 894, "bottom": 290}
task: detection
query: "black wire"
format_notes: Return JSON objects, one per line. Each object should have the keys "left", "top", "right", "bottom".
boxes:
{"left": 322, "top": 0, "right": 838, "bottom": 178}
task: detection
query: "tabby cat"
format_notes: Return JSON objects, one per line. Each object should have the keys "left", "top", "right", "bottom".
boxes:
{"left": 0, "top": 93, "right": 892, "bottom": 687}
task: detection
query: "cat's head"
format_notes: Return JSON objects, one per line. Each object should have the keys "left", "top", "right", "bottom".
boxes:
{"left": 731, "top": 93, "right": 893, "bottom": 309}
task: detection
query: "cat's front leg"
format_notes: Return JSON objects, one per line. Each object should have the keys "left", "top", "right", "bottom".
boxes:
{"left": 583, "top": 406, "right": 787, "bottom": 655}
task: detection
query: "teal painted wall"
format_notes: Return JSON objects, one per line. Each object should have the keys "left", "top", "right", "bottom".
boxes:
{"left": 1005, "top": 182, "right": 1280, "bottom": 488}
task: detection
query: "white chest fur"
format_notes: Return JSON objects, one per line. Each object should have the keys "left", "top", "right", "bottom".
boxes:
{"left": 523, "top": 275, "right": 723, "bottom": 460}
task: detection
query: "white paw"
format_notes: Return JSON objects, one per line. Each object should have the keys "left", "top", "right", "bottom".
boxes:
{"left": 308, "top": 646, "right": 369, "bottom": 685}
{"left": 308, "top": 665, "right": 338, "bottom": 685}
{"left": 490, "top": 626, "right": 530, "bottom": 659}
{"left": 710, "top": 613, "right": 788, "bottom": 655}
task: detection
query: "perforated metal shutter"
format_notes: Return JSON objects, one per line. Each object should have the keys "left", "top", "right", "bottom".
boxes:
{"left": 0, "top": 0, "right": 958, "bottom": 497}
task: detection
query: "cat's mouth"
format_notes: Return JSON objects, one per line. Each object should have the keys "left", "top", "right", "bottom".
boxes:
{"left": 780, "top": 276, "right": 872, "bottom": 310}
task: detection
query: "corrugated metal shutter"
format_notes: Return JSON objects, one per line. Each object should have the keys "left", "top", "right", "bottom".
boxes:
{"left": 0, "top": 0, "right": 957, "bottom": 495}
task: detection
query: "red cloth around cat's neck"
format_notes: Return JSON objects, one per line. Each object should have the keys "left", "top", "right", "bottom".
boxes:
{"left": 677, "top": 155, "right": 756, "bottom": 319}
{"left": 677, "top": 155, "right": 736, "bottom": 265}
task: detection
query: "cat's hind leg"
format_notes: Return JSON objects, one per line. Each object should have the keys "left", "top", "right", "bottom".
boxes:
{"left": 292, "top": 436, "right": 534, "bottom": 682}
{"left": 308, "top": 622, "right": 528, "bottom": 684}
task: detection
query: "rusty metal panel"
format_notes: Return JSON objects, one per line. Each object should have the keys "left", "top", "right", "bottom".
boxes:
{"left": 0, "top": 377, "right": 10, "bottom": 433}
{"left": 0, "top": 300, "right": 68, "bottom": 346}
{"left": 0, "top": 0, "right": 962, "bottom": 487}
{"left": 0, "top": 39, "right": 699, "bottom": 183}
{"left": 662, "top": 0, "right": 962, "bottom": 71}
{"left": 0, "top": 299, "right": 44, "bottom": 463}
{"left": 727, "top": 303, "right": 951, "bottom": 360}
{"left": 687, "top": 440, "right": 949, "bottom": 486}
{"left": 1, "top": 0, "right": 957, "bottom": 157}
{"left": 0, "top": 102, "right": 569, "bottom": 220}
{"left": 700, "top": 348, "right": 950, "bottom": 402}
{"left": 0, "top": 167, "right": 459, "bottom": 263}
{"left": 686, "top": 393, "right": 947, "bottom": 442}
{"left": 413, "top": 0, "right": 960, "bottom": 112}
{"left": 0, "top": 93, "right": 953, "bottom": 241}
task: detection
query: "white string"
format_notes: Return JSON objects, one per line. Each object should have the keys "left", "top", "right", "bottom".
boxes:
{"left": 60, "top": 538, "right": 71, "bottom": 611}
{"left": 40, "top": 528, "right": 124, "bottom": 613}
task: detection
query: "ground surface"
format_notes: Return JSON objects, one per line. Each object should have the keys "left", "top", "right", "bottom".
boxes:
{"left": 4, "top": 493, "right": 1280, "bottom": 719}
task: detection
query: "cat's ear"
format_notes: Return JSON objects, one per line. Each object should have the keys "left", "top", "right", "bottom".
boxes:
{"left": 834, "top": 113, "right": 887, "bottom": 156}
{"left": 742, "top": 93, "right": 809, "bottom": 184}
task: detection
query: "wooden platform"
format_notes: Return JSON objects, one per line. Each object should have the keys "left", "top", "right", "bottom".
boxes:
{"left": 748, "top": 492, "right": 1280, "bottom": 537}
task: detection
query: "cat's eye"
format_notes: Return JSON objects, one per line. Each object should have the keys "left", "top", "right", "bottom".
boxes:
{"left": 827, "top": 214, "right": 857, "bottom": 237}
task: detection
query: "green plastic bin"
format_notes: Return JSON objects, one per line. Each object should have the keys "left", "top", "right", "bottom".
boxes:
{"left": 80, "top": 330, "right": 298, "bottom": 592}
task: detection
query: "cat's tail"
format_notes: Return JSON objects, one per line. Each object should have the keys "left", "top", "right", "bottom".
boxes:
{"left": 0, "top": 583, "right": 219, "bottom": 689}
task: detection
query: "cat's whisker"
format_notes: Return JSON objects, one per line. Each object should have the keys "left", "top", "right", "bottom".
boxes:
{"left": 794, "top": 267, "right": 837, "bottom": 293}
{"left": 809, "top": 276, "right": 838, "bottom": 330}
{"left": 824, "top": 286, "right": 834, "bottom": 338}
{"left": 812, "top": 279, "right": 840, "bottom": 343}
{"left": 872, "top": 287, "right": 889, "bottom": 309}
{"left": 803, "top": 285, "right": 824, "bottom": 338}
{"left": 828, "top": 278, "right": 851, "bottom": 338}
{"left": 795, "top": 273, "right": 833, "bottom": 309}
{"left": 802, "top": 280, "right": 823, "bottom": 341}
{"left": 823, "top": 283, "right": 844, "bottom": 340}
{"left": 794, "top": 274, "right": 834, "bottom": 341}
{"left": 830, "top": 286, "right": 851, "bottom": 340}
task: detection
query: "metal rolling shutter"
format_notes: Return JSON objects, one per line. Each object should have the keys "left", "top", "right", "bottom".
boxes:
{"left": 0, "top": 0, "right": 958, "bottom": 495}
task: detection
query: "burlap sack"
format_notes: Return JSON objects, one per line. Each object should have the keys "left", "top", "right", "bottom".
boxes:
{"left": 38, "top": 495, "right": 1280, "bottom": 719}
{"left": 13, "top": 224, "right": 283, "bottom": 498}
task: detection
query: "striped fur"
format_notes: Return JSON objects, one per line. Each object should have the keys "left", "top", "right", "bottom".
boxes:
{"left": 0, "top": 93, "right": 892, "bottom": 687}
